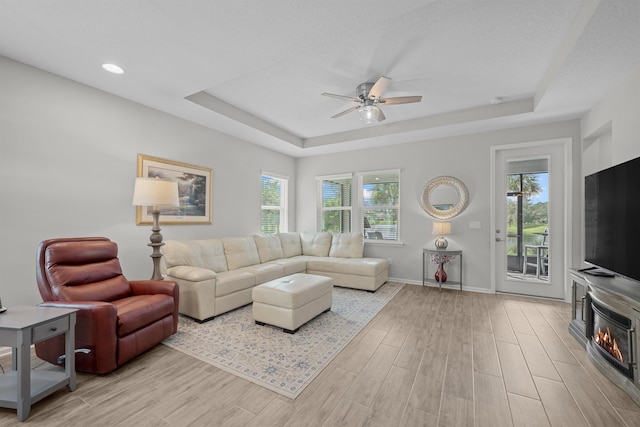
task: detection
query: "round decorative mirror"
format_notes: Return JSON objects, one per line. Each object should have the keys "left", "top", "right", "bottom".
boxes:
{"left": 421, "top": 176, "right": 469, "bottom": 219}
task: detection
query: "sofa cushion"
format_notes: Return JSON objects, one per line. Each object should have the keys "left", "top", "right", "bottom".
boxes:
{"left": 215, "top": 270, "right": 256, "bottom": 297}
{"left": 307, "top": 257, "right": 389, "bottom": 277}
{"left": 237, "top": 263, "right": 284, "bottom": 285}
{"left": 300, "top": 232, "right": 332, "bottom": 257}
{"left": 268, "top": 256, "right": 308, "bottom": 275}
{"left": 253, "top": 234, "right": 285, "bottom": 263}
{"left": 163, "top": 239, "right": 228, "bottom": 272}
{"left": 329, "top": 233, "right": 364, "bottom": 258}
{"left": 222, "top": 237, "right": 260, "bottom": 270}
{"left": 278, "top": 232, "right": 302, "bottom": 258}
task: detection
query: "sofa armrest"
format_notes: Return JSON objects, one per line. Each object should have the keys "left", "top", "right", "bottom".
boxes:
{"left": 166, "top": 265, "right": 217, "bottom": 282}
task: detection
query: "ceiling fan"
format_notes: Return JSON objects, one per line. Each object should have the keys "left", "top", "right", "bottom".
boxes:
{"left": 321, "top": 76, "right": 422, "bottom": 123}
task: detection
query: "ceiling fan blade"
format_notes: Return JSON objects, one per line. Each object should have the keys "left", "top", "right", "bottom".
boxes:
{"left": 368, "top": 76, "right": 391, "bottom": 99}
{"left": 375, "top": 107, "right": 386, "bottom": 122}
{"left": 330, "top": 105, "right": 360, "bottom": 119}
{"left": 321, "top": 92, "right": 360, "bottom": 103}
{"left": 379, "top": 95, "right": 422, "bottom": 105}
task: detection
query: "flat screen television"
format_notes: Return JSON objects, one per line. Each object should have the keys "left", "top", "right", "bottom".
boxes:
{"left": 585, "top": 156, "right": 640, "bottom": 282}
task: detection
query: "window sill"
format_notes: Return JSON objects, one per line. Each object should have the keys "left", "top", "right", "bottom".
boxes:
{"left": 364, "top": 240, "right": 404, "bottom": 247}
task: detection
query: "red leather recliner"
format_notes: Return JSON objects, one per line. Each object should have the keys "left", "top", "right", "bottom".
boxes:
{"left": 35, "top": 237, "right": 179, "bottom": 374}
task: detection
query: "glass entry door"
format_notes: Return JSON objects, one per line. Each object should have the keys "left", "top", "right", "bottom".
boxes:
{"left": 493, "top": 141, "right": 566, "bottom": 299}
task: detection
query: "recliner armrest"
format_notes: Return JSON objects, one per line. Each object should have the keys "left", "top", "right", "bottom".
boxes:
{"left": 129, "top": 279, "right": 178, "bottom": 297}
{"left": 38, "top": 301, "right": 119, "bottom": 373}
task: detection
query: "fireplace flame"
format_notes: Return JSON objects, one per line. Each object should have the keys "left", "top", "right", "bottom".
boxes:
{"left": 594, "top": 327, "right": 624, "bottom": 363}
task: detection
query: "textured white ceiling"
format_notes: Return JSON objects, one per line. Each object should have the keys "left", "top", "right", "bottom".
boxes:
{"left": 1, "top": 0, "right": 639, "bottom": 157}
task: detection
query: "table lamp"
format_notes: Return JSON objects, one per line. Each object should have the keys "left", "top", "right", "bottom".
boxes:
{"left": 132, "top": 177, "right": 179, "bottom": 280}
{"left": 432, "top": 221, "right": 451, "bottom": 249}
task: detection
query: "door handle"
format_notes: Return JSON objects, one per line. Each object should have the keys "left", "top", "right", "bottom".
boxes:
{"left": 495, "top": 237, "right": 503, "bottom": 242}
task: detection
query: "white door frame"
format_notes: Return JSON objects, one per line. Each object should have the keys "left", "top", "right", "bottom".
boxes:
{"left": 490, "top": 138, "right": 573, "bottom": 300}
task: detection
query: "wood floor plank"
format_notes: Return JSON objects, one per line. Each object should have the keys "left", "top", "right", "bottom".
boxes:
{"left": 496, "top": 341, "right": 539, "bottom": 399}
{"left": 533, "top": 375, "right": 588, "bottom": 427}
{"left": 544, "top": 314, "right": 584, "bottom": 350}
{"left": 530, "top": 323, "right": 578, "bottom": 364}
{"left": 473, "top": 330, "right": 502, "bottom": 377}
{"left": 617, "top": 407, "right": 640, "bottom": 426}
{"left": 471, "top": 299, "right": 494, "bottom": 334}
{"left": 507, "top": 392, "right": 550, "bottom": 427}
{"left": 516, "top": 332, "right": 561, "bottom": 382}
{"left": 381, "top": 317, "right": 414, "bottom": 348}
{"left": 284, "top": 367, "right": 358, "bottom": 427}
{"left": 506, "top": 309, "right": 536, "bottom": 335}
{"left": 437, "top": 393, "right": 474, "bottom": 427}
{"left": 567, "top": 346, "right": 640, "bottom": 413}
{"left": 394, "top": 326, "right": 430, "bottom": 373}
{"left": 323, "top": 399, "right": 369, "bottom": 427}
{"left": 443, "top": 314, "right": 473, "bottom": 400}
{"left": 332, "top": 327, "right": 387, "bottom": 374}
{"left": 400, "top": 404, "right": 438, "bottom": 427}
{"left": 553, "top": 360, "right": 627, "bottom": 426}
{"left": 362, "top": 366, "right": 415, "bottom": 427}
{"left": 490, "top": 311, "right": 518, "bottom": 344}
{"left": 343, "top": 343, "right": 400, "bottom": 407}
{"left": 518, "top": 302, "right": 549, "bottom": 327}
{"left": 408, "top": 371, "right": 444, "bottom": 416}
{"left": 474, "top": 371, "right": 513, "bottom": 427}
{"left": 246, "top": 398, "right": 296, "bottom": 427}
{"left": 408, "top": 327, "right": 450, "bottom": 415}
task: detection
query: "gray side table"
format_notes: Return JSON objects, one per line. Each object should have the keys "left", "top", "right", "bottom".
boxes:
{"left": 423, "top": 248, "right": 463, "bottom": 290}
{"left": 0, "top": 306, "right": 77, "bottom": 421}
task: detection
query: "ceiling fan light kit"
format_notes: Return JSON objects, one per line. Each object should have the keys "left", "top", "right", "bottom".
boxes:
{"left": 359, "top": 103, "right": 381, "bottom": 123}
{"left": 322, "top": 76, "right": 421, "bottom": 123}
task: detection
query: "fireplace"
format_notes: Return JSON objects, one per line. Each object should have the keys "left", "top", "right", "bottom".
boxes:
{"left": 589, "top": 301, "right": 634, "bottom": 380}
{"left": 583, "top": 283, "right": 640, "bottom": 406}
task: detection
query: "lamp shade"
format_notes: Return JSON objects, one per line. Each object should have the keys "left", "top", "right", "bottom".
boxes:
{"left": 359, "top": 105, "right": 377, "bottom": 123}
{"left": 132, "top": 178, "right": 179, "bottom": 207}
{"left": 432, "top": 221, "right": 451, "bottom": 236}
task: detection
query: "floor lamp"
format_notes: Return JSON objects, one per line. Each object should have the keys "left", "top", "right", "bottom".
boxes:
{"left": 132, "top": 177, "right": 179, "bottom": 280}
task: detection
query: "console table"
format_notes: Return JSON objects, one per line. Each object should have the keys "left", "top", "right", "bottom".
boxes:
{"left": 0, "top": 306, "right": 77, "bottom": 421}
{"left": 423, "top": 248, "right": 463, "bottom": 290}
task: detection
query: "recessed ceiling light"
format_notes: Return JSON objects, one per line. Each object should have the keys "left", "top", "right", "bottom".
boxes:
{"left": 102, "top": 63, "right": 125, "bottom": 75}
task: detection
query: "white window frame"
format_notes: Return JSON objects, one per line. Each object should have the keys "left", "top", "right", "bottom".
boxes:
{"left": 261, "top": 172, "right": 288, "bottom": 234}
{"left": 358, "top": 169, "right": 401, "bottom": 242}
{"left": 316, "top": 173, "right": 353, "bottom": 233}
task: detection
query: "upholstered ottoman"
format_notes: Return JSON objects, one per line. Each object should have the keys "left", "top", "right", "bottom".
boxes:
{"left": 252, "top": 273, "right": 333, "bottom": 333}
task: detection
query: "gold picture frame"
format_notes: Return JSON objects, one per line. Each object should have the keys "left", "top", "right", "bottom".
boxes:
{"left": 136, "top": 154, "right": 213, "bottom": 225}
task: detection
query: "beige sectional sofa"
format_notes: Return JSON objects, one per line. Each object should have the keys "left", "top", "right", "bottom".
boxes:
{"left": 161, "top": 232, "right": 389, "bottom": 322}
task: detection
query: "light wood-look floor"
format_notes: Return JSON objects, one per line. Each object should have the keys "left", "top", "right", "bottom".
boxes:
{"left": 2, "top": 284, "right": 640, "bottom": 426}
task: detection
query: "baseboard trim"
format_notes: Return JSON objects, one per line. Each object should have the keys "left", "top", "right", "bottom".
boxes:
{"left": 388, "top": 277, "right": 494, "bottom": 294}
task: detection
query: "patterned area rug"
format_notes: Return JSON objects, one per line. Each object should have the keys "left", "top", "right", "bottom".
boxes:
{"left": 162, "top": 281, "right": 403, "bottom": 399}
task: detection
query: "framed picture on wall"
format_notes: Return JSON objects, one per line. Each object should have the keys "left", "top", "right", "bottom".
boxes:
{"left": 136, "top": 154, "right": 213, "bottom": 225}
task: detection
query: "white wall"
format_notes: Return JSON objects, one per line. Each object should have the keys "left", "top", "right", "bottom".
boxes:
{"left": 297, "top": 121, "right": 582, "bottom": 292}
{"left": 0, "top": 56, "right": 296, "bottom": 307}
{"left": 579, "top": 64, "right": 640, "bottom": 269}
{"left": 582, "top": 64, "right": 640, "bottom": 174}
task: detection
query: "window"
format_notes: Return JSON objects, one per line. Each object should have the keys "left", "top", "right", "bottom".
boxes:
{"left": 261, "top": 173, "right": 288, "bottom": 234}
{"left": 317, "top": 174, "right": 352, "bottom": 232}
{"left": 359, "top": 170, "right": 400, "bottom": 241}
